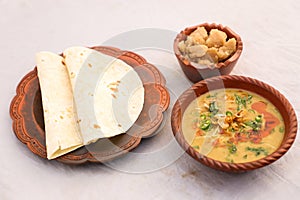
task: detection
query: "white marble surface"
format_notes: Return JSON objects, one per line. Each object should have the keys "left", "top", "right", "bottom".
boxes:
{"left": 1, "top": 0, "right": 300, "bottom": 199}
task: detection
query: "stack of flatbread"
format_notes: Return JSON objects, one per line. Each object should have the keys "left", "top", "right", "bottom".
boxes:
{"left": 36, "top": 47, "right": 145, "bottom": 159}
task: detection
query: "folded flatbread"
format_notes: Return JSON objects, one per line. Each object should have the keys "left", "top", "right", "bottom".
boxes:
{"left": 36, "top": 52, "right": 83, "bottom": 159}
{"left": 36, "top": 47, "right": 145, "bottom": 159}
{"left": 63, "top": 47, "right": 144, "bottom": 145}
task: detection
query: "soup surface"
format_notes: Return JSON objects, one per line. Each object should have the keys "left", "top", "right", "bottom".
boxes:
{"left": 182, "top": 89, "right": 285, "bottom": 163}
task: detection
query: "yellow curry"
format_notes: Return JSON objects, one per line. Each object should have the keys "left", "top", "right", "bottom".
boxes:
{"left": 182, "top": 89, "right": 285, "bottom": 163}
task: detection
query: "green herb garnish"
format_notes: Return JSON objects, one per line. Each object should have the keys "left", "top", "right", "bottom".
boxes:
{"left": 246, "top": 147, "right": 268, "bottom": 156}
{"left": 279, "top": 127, "right": 285, "bottom": 133}
{"left": 206, "top": 93, "right": 217, "bottom": 98}
{"left": 209, "top": 101, "right": 219, "bottom": 115}
{"left": 235, "top": 94, "right": 246, "bottom": 111}
{"left": 245, "top": 120, "right": 258, "bottom": 128}
{"left": 245, "top": 120, "right": 261, "bottom": 132}
{"left": 228, "top": 144, "right": 237, "bottom": 154}
{"left": 243, "top": 154, "right": 248, "bottom": 159}
{"left": 247, "top": 95, "right": 253, "bottom": 101}
{"left": 193, "top": 145, "right": 200, "bottom": 149}
{"left": 248, "top": 109, "right": 256, "bottom": 114}
{"left": 235, "top": 94, "right": 252, "bottom": 111}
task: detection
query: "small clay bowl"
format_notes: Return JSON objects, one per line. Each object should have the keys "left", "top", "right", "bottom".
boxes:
{"left": 174, "top": 23, "right": 243, "bottom": 83}
{"left": 171, "top": 75, "right": 297, "bottom": 172}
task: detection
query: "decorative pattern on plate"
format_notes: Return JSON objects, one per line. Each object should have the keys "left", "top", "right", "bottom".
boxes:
{"left": 10, "top": 46, "right": 170, "bottom": 164}
{"left": 171, "top": 75, "right": 297, "bottom": 172}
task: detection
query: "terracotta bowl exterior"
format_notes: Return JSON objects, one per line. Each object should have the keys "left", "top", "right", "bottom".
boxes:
{"left": 174, "top": 23, "right": 243, "bottom": 83}
{"left": 10, "top": 46, "right": 170, "bottom": 164}
{"left": 171, "top": 75, "right": 297, "bottom": 172}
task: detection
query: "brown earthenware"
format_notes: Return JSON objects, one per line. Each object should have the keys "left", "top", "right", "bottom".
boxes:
{"left": 171, "top": 75, "right": 297, "bottom": 172}
{"left": 10, "top": 46, "right": 170, "bottom": 164}
{"left": 174, "top": 23, "right": 243, "bottom": 83}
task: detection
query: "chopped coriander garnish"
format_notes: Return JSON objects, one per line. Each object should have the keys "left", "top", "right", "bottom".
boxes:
{"left": 243, "top": 154, "right": 248, "bottom": 159}
{"left": 245, "top": 120, "right": 262, "bottom": 132}
{"left": 279, "top": 127, "right": 285, "bottom": 133}
{"left": 193, "top": 145, "right": 200, "bottom": 149}
{"left": 228, "top": 144, "right": 237, "bottom": 154}
{"left": 235, "top": 94, "right": 252, "bottom": 111}
{"left": 248, "top": 109, "right": 255, "bottom": 113}
{"left": 206, "top": 93, "right": 217, "bottom": 98}
{"left": 241, "top": 99, "right": 247, "bottom": 109}
{"left": 246, "top": 147, "right": 268, "bottom": 156}
{"left": 209, "top": 101, "right": 219, "bottom": 115}
{"left": 245, "top": 120, "right": 257, "bottom": 128}
{"left": 247, "top": 95, "right": 253, "bottom": 101}
{"left": 235, "top": 94, "right": 247, "bottom": 111}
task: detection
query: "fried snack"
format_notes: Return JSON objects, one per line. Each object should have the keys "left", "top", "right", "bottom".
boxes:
{"left": 178, "top": 27, "right": 237, "bottom": 66}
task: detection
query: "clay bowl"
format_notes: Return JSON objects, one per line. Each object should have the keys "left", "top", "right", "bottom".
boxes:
{"left": 171, "top": 75, "right": 297, "bottom": 172}
{"left": 174, "top": 23, "right": 243, "bottom": 83}
{"left": 10, "top": 46, "right": 170, "bottom": 164}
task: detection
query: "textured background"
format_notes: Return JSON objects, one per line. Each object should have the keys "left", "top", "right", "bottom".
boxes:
{"left": 1, "top": 0, "right": 300, "bottom": 199}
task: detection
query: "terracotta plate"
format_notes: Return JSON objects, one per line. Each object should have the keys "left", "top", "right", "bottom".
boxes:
{"left": 10, "top": 46, "right": 170, "bottom": 164}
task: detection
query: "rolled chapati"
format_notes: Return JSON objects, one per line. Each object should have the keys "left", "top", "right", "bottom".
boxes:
{"left": 36, "top": 52, "right": 83, "bottom": 159}
{"left": 63, "top": 47, "right": 145, "bottom": 145}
